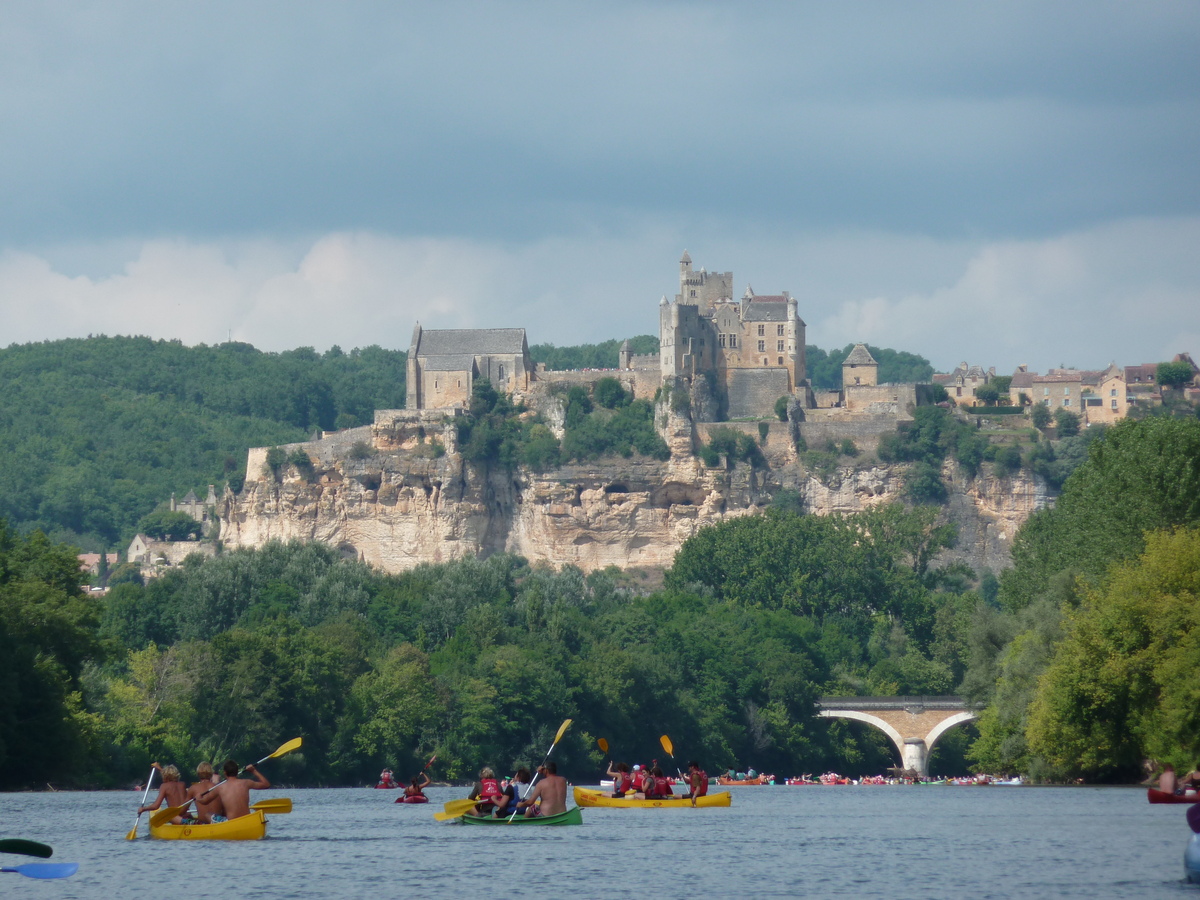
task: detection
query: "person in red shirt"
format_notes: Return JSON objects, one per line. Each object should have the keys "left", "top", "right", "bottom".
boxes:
{"left": 630, "top": 764, "right": 647, "bottom": 796}
{"left": 606, "top": 761, "right": 633, "bottom": 798}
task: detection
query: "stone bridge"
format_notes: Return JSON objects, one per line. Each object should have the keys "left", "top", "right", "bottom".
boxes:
{"left": 817, "top": 696, "right": 981, "bottom": 777}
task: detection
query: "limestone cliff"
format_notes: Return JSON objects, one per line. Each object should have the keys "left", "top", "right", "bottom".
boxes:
{"left": 220, "top": 407, "right": 1048, "bottom": 575}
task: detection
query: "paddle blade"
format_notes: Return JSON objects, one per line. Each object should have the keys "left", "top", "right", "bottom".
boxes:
{"left": 268, "top": 737, "right": 303, "bottom": 759}
{"left": 124, "top": 824, "right": 139, "bottom": 841}
{"left": 0, "top": 840, "right": 52, "bottom": 858}
{"left": 149, "top": 804, "right": 190, "bottom": 828}
{"left": 554, "top": 719, "right": 573, "bottom": 745}
{"left": 597, "top": 738, "right": 609, "bottom": 754}
{"left": 2, "top": 863, "right": 79, "bottom": 880}
{"left": 433, "top": 809, "right": 466, "bottom": 822}
{"left": 660, "top": 734, "right": 674, "bottom": 757}
{"left": 251, "top": 798, "right": 293, "bottom": 814}
{"left": 442, "top": 798, "right": 478, "bottom": 816}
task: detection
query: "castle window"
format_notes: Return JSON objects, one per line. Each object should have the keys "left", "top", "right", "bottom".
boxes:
{"left": 690, "top": 289, "right": 696, "bottom": 297}
{"left": 730, "top": 335, "right": 737, "bottom": 348}
{"left": 434, "top": 380, "right": 439, "bottom": 389}
{"left": 498, "top": 364, "right": 506, "bottom": 381}
{"left": 1111, "top": 399, "right": 1117, "bottom": 408}
{"left": 777, "top": 356, "right": 783, "bottom": 365}
{"left": 777, "top": 340, "right": 784, "bottom": 352}
{"left": 777, "top": 325, "right": 784, "bottom": 336}
{"left": 757, "top": 340, "right": 765, "bottom": 352}
{"left": 757, "top": 325, "right": 765, "bottom": 336}
{"left": 718, "top": 334, "right": 726, "bottom": 348}
{"left": 1063, "top": 398, "right": 1070, "bottom": 407}
{"left": 1110, "top": 388, "right": 1117, "bottom": 397}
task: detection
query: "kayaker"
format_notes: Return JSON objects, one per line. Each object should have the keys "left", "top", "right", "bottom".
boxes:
{"left": 469, "top": 766, "right": 504, "bottom": 815}
{"left": 606, "top": 762, "right": 633, "bottom": 798}
{"left": 651, "top": 765, "right": 673, "bottom": 798}
{"left": 379, "top": 768, "right": 396, "bottom": 788}
{"left": 405, "top": 772, "right": 431, "bottom": 801}
{"left": 492, "top": 767, "right": 530, "bottom": 817}
{"left": 630, "top": 764, "right": 647, "bottom": 796}
{"left": 1160, "top": 764, "right": 1178, "bottom": 795}
{"left": 518, "top": 762, "right": 567, "bottom": 818}
{"left": 1183, "top": 764, "right": 1200, "bottom": 792}
{"left": 187, "top": 761, "right": 226, "bottom": 824}
{"left": 686, "top": 761, "right": 708, "bottom": 806}
{"left": 210, "top": 760, "right": 270, "bottom": 820}
{"left": 138, "top": 763, "right": 188, "bottom": 824}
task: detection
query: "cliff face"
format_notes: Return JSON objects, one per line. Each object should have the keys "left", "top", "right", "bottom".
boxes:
{"left": 220, "top": 409, "right": 1048, "bottom": 574}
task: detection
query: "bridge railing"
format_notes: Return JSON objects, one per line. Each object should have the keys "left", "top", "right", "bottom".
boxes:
{"left": 817, "top": 695, "right": 980, "bottom": 710}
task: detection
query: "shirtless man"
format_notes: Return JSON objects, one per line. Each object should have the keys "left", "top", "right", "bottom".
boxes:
{"left": 210, "top": 759, "right": 270, "bottom": 819}
{"left": 187, "top": 761, "right": 226, "bottom": 824}
{"left": 518, "top": 761, "right": 567, "bottom": 818}
{"left": 138, "top": 763, "right": 188, "bottom": 824}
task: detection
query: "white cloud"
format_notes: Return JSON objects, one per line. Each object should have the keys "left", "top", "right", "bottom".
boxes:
{"left": 1, "top": 218, "right": 1197, "bottom": 376}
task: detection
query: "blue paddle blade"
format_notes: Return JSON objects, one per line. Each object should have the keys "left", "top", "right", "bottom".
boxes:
{"left": 2, "top": 862, "right": 79, "bottom": 879}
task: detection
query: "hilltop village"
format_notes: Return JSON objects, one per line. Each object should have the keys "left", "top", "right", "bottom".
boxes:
{"left": 122, "top": 253, "right": 1199, "bottom": 579}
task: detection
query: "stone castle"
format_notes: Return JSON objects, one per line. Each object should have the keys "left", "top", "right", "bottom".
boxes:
{"left": 210, "top": 253, "right": 1035, "bottom": 578}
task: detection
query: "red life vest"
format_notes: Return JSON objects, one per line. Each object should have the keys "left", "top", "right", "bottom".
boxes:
{"left": 655, "top": 775, "right": 672, "bottom": 796}
{"left": 631, "top": 771, "right": 645, "bottom": 791}
{"left": 692, "top": 770, "right": 708, "bottom": 797}
{"left": 479, "top": 778, "right": 502, "bottom": 802}
{"left": 615, "top": 774, "right": 633, "bottom": 794}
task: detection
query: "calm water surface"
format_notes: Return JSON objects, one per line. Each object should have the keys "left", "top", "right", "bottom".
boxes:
{"left": 0, "top": 784, "right": 1194, "bottom": 899}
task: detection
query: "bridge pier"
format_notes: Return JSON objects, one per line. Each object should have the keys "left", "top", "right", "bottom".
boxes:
{"left": 817, "top": 697, "right": 980, "bottom": 778}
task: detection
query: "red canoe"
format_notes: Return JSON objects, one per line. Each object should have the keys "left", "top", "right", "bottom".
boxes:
{"left": 395, "top": 794, "right": 429, "bottom": 804}
{"left": 1147, "top": 788, "right": 1200, "bottom": 804}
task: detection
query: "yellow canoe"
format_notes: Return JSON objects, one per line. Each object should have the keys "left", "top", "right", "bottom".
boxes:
{"left": 573, "top": 787, "right": 731, "bottom": 809}
{"left": 150, "top": 809, "right": 267, "bottom": 841}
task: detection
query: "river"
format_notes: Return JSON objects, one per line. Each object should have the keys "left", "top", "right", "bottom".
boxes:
{"left": 0, "top": 784, "right": 1194, "bottom": 898}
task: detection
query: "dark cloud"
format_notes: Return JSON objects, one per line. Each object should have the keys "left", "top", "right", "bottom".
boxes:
{"left": 2, "top": 1, "right": 1197, "bottom": 245}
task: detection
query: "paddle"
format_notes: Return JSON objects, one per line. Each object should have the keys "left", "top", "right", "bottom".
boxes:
{"left": 150, "top": 796, "right": 293, "bottom": 828}
{"left": 125, "top": 766, "right": 158, "bottom": 840}
{"left": 440, "top": 798, "right": 479, "bottom": 818}
{"left": 597, "top": 738, "right": 608, "bottom": 755}
{"left": 507, "top": 718, "right": 572, "bottom": 823}
{"left": 659, "top": 734, "right": 684, "bottom": 778}
{"left": 0, "top": 840, "right": 52, "bottom": 858}
{"left": 1, "top": 863, "right": 78, "bottom": 880}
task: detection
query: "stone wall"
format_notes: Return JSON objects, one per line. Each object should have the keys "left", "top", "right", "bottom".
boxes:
{"left": 726, "top": 368, "right": 792, "bottom": 419}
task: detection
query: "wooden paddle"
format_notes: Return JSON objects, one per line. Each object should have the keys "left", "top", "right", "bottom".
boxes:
{"left": 124, "top": 766, "right": 158, "bottom": 840}
{"left": 506, "top": 718, "right": 572, "bottom": 823}
{"left": 0, "top": 840, "right": 52, "bottom": 858}
{"left": 1, "top": 863, "right": 78, "bottom": 880}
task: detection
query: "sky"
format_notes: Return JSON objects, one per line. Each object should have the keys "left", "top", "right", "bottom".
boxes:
{"left": 1, "top": 1, "right": 1198, "bottom": 374}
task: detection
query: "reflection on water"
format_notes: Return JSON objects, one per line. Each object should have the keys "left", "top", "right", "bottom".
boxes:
{"left": 0, "top": 785, "right": 1192, "bottom": 899}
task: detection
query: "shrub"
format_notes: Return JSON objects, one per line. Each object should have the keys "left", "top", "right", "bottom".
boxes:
{"left": 1030, "top": 403, "right": 1052, "bottom": 429}
{"left": 774, "top": 396, "right": 789, "bottom": 422}
{"left": 759, "top": 422, "right": 770, "bottom": 442}
{"left": 593, "top": 377, "right": 630, "bottom": 409}
{"left": 839, "top": 438, "right": 858, "bottom": 457}
{"left": 1053, "top": 408, "right": 1080, "bottom": 437}
{"left": 992, "top": 445, "right": 1023, "bottom": 478}
{"left": 289, "top": 448, "right": 315, "bottom": 480}
{"left": 349, "top": 441, "right": 373, "bottom": 460}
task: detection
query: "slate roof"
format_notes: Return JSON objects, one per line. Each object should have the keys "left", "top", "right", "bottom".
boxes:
{"left": 843, "top": 344, "right": 877, "bottom": 366}
{"left": 422, "top": 354, "right": 478, "bottom": 372}
{"left": 416, "top": 328, "right": 526, "bottom": 358}
{"left": 742, "top": 300, "right": 789, "bottom": 322}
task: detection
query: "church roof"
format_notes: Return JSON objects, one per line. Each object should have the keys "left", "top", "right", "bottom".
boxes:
{"left": 416, "top": 328, "right": 526, "bottom": 358}
{"left": 843, "top": 344, "right": 877, "bottom": 366}
{"left": 421, "top": 354, "right": 478, "bottom": 372}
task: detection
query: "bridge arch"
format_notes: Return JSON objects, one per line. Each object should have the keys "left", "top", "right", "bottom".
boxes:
{"left": 816, "top": 697, "right": 980, "bottom": 777}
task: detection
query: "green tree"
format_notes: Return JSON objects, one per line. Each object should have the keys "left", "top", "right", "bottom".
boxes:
{"left": 1156, "top": 360, "right": 1194, "bottom": 390}
{"left": 1053, "top": 408, "right": 1080, "bottom": 437}
{"left": 1030, "top": 403, "right": 1052, "bottom": 429}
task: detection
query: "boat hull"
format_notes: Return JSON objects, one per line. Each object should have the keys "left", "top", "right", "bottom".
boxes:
{"left": 396, "top": 794, "right": 429, "bottom": 804}
{"left": 459, "top": 807, "right": 582, "bottom": 826}
{"left": 717, "top": 777, "right": 765, "bottom": 786}
{"left": 1147, "top": 788, "right": 1200, "bottom": 804}
{"left": 150, "top": 810, "right": 267, "bottom": 841}
{"left": 574, "top": 787, "right": 731, "bottom": 809}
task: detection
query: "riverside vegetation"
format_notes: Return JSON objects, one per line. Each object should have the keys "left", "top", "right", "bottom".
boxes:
{"left": 1, "top": 336, "right": 1197, "bottom": 789}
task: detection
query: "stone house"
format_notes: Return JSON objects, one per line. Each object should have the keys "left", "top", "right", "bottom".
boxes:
{"left": 1079, "top": 363, "right": 1128, "bottom": 424}
{"left": 406, "top": 325, "right": 534, "bottom": 410}
{"left": 933, "top": 362, "right": 995, "bottom": 402}
{"left": 1010, "top": 365, "right": 1128, "bottom": 425}
{"left": 78, "top": 552, "right": 119, "bottom": 576}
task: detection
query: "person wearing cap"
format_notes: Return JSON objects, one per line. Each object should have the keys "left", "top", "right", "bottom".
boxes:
{"left": 606, "top": 761, "right": 632, "bottom": 798}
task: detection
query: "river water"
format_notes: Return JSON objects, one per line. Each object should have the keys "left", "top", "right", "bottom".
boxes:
{"left": 1, "top": 784, "right": 1194, "bottom": 898}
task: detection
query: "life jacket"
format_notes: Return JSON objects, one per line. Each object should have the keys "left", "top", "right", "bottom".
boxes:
{"left": 655, "top": 775, "right": 672, "bottom": 796}
{"left": 692, "top": 770, "right": 708, "bottom": 797}
{"left": 479, "top": 778, "right": 502, "bottom": 803}
{"left": 631, "top": 771, "right": 645, "bottom": 791}
{"left": 615, "top": 774, "right": 633, "bottom": 795}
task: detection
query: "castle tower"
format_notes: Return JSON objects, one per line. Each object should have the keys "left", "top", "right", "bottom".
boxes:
{"left": 843, "top": 343, "right": 878, "bottom": 387}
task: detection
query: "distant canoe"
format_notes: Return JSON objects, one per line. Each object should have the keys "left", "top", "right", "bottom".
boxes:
{"left": 574, "top": 787, "right": 731, "bottom": 809}
{"left": 717, "top": 776, "right": 766, "bottom": 786}
{"left": 1148, "top": 788, "right": 1200, "bottom": 804}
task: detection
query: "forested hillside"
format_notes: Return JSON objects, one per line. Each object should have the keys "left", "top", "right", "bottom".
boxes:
{"left": 0, "top": 337, "right": 407, "bottom": 549}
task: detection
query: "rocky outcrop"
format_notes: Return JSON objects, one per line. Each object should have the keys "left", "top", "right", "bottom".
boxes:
{"left": 220, "top": 407, "right": 1048, "bottom": 575}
